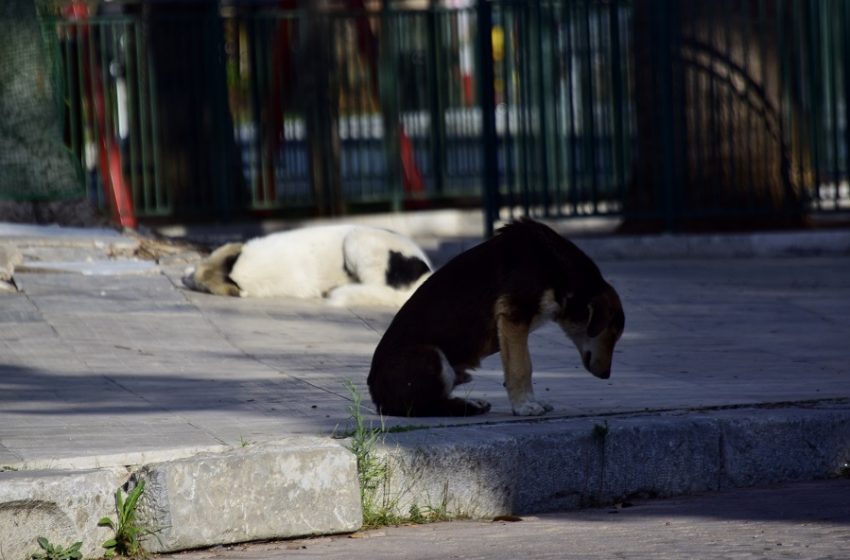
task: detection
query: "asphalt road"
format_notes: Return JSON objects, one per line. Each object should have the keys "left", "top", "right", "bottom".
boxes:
{"left": 159, "top": 479, "right": 850, "bottom": 560}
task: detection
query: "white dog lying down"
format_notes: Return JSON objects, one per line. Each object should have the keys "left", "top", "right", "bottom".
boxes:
{"left": 182, "top": 224, "right": 432, "bottom": 307}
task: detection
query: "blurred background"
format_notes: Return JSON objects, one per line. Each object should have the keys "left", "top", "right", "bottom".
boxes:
{"left": 3, "top": 0, "right": 850, "bottom": 235}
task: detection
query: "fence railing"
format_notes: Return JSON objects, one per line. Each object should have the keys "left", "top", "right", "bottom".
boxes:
{"left": 46, "top": 3, "right": 494, "bottom": 223}
{"left": 41, "top": 0, "right": 850, "bottom": 232}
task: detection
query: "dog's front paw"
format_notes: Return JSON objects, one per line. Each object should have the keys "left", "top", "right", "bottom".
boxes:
{"left": 512, "top": 400, "right": 553, "bottom": 416}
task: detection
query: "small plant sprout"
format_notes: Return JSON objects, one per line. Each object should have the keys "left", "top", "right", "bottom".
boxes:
{"left": 343, "top": 380, "right": 394, "bottom": 527}
{"left": 98, "top": 480, "right": 152, "bottom": 559}
{"left": 592, "top": 420, "right": 610, "bottom": 442}
{"left": 30, "top": 537, "right": 82, "bottom": 560}
{"left": 342, "top": 381, "right": 459, "bottom": 528}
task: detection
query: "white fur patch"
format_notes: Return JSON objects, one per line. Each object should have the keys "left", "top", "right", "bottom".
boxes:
{"left": 512, "top": 399, "right": 554, "bottom": 416}
{"left": 231, "top": 225, "right": 353, "bottom": 298}
{"left": 436, "top": 348, "right": 456, "bottom": 397}
{"left": 326, "top": 277, "right": 424, "bottom": 308}
{"left": 226, "top": 225, "right": 430, "bottom": 305}
{"left": 182, "top": 266, "right": 198, "bottom": 290}
{"left": 342, "top": 228, "right": 431, "bottom": 285}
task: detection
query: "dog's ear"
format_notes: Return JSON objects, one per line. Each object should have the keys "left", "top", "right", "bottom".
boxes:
{"left": 587, "top": 302, "right": 608, "bottom": 338}
{"left": 562, "top": 293, "right": 590, "bottom": 324}
{"left": 587, "top": 297, "right": 625, "bottom": 338}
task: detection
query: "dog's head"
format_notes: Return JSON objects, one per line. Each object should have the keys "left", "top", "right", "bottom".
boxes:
{"left": 557, "top": 282, "right": 625, "bottom": 379}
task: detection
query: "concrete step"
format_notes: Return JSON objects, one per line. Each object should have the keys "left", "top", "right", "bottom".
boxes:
{"left": 3, "top": 404, "right": 848, "bottom": 558}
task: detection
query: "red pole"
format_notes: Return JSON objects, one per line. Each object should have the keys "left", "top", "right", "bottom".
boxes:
{"left": 64, "top": 0, "right": 137, "bottom": 229}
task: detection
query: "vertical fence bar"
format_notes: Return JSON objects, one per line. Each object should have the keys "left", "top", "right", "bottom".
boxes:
{"left": 721, "top": 0, "right": 734, "bottom": 214}
{"left": 477, "top": 0, "right": 498, "bottom": 237}
{"left": 427, "top": 2, "right": 446, "bottom": 197}
{"left": 550, "top": 2, "right": 565, "bottom": 216}
{"left": 806, "top": 1, "right": 822, "bottom": 205}
{"left": 532, "top": 0, "right": 551, "bottom": 216}
{"left": 579, "top": 0, "right": 595, "bottom": 214}
{"left": 609, "top": 1, "right": 625, "bottom": 210}
{"left": 843, "top": 0, "right": 850, "bottom": 209}
{"left": 563, "top": 1, "right": 579, "bottom": 214}
{"left": 120, "top": 21, "right": 137, "bottom": 211}
{"left": 85, "top": 20, "right": 100, "bottom": 207}
{"left": 595, "top": 2, "right": 609, "bottom": 209}
{"left": 827, "top": 0, "right": 840, "bottom": 208}
{"left": 500, "top": 4, "right": 517, "bottom": 215}
{"left": 379, "top": 7, "right": 403, "bottom": 212}
{"left": 146, "top": 24, "right": 165, "bottom": 213}
{"left": 247, "top": 14, "right": 264, "bottom": 207}
{"left": 740, "top": 2, "right": 752, "bottom": 210}
{"left": 654, "top": 0, "right": 676, "bottom": 230}
{"left": 130, "top": 20, "right": 148, "bottom": 213}
{"left": 63, "top": 22, "right": 83, "bottom": 178}
{"left": 757, "top": 0, "right": 768, "bottom": 207}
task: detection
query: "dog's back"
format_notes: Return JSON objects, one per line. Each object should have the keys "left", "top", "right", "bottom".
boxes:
{"left": 368, "top": 220, "right": 606, "bottom": 416}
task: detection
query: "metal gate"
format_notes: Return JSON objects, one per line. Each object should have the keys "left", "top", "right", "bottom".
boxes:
{"left": 40, "top": 0, "right": 850, "bottom": 231}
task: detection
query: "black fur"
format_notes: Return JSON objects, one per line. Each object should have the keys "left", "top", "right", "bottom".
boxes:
{"left": 385, "top": 250, "right": 431, "bottom": 288}
{"left": 368, "top": 219, "right": 614, "bottom": 417}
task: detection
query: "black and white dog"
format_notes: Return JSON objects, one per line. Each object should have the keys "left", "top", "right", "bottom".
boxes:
{"left": 182, "top": 225, "right": 432, "bottom": 307}
{"left": 368, "top": 219, "right": 625, "bottom": 417}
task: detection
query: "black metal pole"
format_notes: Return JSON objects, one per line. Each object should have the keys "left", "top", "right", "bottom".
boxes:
{"left": 477, "top": 0, "right": 498, "bottom": 237}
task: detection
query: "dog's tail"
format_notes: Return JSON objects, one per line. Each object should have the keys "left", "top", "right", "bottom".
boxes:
{"left": 367, "top": 345, "right": 488, "bottom": 417}
{"left": 182, "top": 242, "right": 244, "bottom": 297}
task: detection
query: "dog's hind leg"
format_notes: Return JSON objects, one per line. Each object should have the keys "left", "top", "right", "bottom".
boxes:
{"left": 497, "top": 315, "right": 553, "bottom": 416}
{"left": 432, "top": 397, "right": 491, "bottom": 416}
{"left": 368, "top": 345, "right": 490, "bottom": 417}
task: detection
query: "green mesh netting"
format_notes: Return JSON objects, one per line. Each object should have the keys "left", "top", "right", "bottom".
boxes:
{"left": 0, "top": 0, "right": 82, "bottom": 201}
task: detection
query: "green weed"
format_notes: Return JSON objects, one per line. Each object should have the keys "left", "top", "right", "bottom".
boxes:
{"left": 29, "top": 537, "right": 82, "bottom": 560}
{"left": 342, "top": 381, "right": 398, "bottom": 527}
{"left": 342, "top": 381, "right": 461, "bottom": 529}
{"left": 98, "top": 480, "right": 152, "bottom": 559}
{"left": 407, "top": 501, "right": 452, "bottom": 524}
{"left": 592, "top": 420, "right": 609, "bottom": 442}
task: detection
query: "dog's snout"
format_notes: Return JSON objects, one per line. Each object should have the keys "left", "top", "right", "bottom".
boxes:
{"left": 582, "top": 348, "right": 611, "bottom": 379}
{"left": 594, "top": 368, "right": 611, "bottom": 380}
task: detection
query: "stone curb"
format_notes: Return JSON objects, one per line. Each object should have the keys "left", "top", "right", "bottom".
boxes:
{"left": 0, "top": 438, "right": 361, "bottom": 559}
{"left": 0, "top": 467, "right": 127, "bottom": 559}
{"left": 373, "top": 404, "right": 850, "bottom": 518}
{"left": 2, "top": 405, "right": 848, "bottom": 558}
{"left": 136, "top": 438, "right": 362, "bottom": 553}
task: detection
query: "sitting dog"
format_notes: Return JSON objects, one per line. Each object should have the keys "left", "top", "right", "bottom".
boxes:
{"left": 182, "top": 224, "right": 432, "bottom": 307}
{"left": 368, "top": 219, "right": 624, "bottom": 416}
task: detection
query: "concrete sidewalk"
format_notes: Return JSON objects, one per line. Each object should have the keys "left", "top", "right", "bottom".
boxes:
{"left": 1, "top": 219, "right": 849, "bottom": 557}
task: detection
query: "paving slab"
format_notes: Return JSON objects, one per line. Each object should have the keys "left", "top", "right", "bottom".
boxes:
{"left": 1, "top": 221, "right": 849, "bottom": 558}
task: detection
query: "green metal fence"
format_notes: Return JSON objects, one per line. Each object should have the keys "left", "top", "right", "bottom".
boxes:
{"left": 45, "top": 2, "right": 492, "bottom": 222}
{"left": 481, "top": 0, "right": 634, "bottom": 232}
{"left": 225, "top": 5, "right": 488, "bottom": 211}
{"left": 41, "top": 0, "right": 850, "bottom": 231}
{"left": 482, "top": 0, "right": 850, "bottom": 232}
{"left": 51, "top": 12, "right": 162, "bottom": 223}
